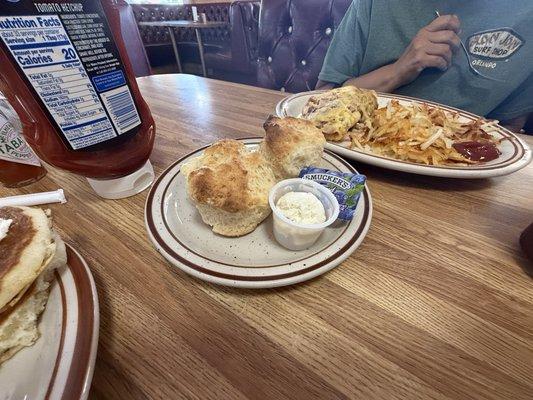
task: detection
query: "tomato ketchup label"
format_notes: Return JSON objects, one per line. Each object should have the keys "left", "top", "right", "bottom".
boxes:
{"left": 0, "top": 113, "right": 41, "bottom": 166}
{"left": 0, "top": 1, "right": 141, "bottom": 150}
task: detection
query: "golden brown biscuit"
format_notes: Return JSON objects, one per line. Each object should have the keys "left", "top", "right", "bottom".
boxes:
{"left": 182, "top": 140, "right": 277, "bottom": 236}
{"left": 260, "top": 116, "right": 326, "bottom": 180}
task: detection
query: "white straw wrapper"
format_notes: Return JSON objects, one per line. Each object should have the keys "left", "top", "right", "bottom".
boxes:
{"left": 0, "top": 189, "right": 66, "bottom": 207}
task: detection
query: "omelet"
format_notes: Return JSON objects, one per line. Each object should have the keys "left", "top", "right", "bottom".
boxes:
{"left": 302, "top": 86, "right": 378, "bottom": 142}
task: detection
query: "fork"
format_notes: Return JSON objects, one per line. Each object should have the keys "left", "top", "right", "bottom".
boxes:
{"left": 434, "top": 10, "right": 503, "bottom": 82}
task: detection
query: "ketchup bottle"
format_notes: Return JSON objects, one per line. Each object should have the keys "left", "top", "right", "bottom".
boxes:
{"left": 0, "top": 0, "right": 155, "bottom": 198}
{"left": 0, "top": 93, "right": 46, "bottom": 188}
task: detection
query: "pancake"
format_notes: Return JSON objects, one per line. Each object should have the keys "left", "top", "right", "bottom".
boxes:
{"left": 0, "top": 272, "right": 51, "bottom": 364}
{"left": 0, "top": 207, "right": 56, "bottom": 311}
{"left": 0, "top": 207, "right": 66, "bottom": 365}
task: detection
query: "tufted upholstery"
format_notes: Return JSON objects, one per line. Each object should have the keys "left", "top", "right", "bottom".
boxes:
{"left": 116, "top": 0, "right": 151, "bottom": 77}
{"left": 256, "top": 0, "right": 351, "bottom": 93}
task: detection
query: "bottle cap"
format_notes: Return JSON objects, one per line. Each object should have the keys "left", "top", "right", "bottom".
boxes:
{"left": 86, "top": 160, "right": 154, "bottom": 199}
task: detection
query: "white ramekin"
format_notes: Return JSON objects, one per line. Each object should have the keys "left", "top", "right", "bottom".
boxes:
{"left": 268, "top": 178, "right": 340, "bottom": 251}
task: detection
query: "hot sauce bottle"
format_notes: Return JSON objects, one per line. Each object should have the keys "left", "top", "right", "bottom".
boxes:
{"left": 0, "top": 95, "right": 46, "bottom": 188}
{"left": 0, "top": 0, "right": 155, "bottom": 198}
{"left": 0, "top": 103, "right": 46, "bottom": 188}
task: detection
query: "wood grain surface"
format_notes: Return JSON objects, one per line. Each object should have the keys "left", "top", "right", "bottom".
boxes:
{"left": 1, "top": 74, "right": 532, "bottom": 400}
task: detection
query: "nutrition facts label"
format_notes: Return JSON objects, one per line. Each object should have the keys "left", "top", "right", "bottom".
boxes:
{"left": 0, "top": 14, "right": 140, "bottom": 150}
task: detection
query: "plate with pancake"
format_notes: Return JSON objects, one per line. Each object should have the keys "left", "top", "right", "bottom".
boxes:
{"left": 146, "top": 118, "right": 372, "bottom": 289}
{"left": 276, "top": 88, "right": 531, "bottom": 178}
{"left": 0, "top": 207, "right": 99, "bottom": 400}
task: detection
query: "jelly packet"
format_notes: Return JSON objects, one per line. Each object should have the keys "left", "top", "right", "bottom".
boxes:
{"left": 299, "top": 167, "right": 366, "bottom": 220}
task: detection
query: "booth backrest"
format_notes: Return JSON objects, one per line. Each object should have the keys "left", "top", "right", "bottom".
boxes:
{"left": 256, "top": 0, "right": 351, "bottom": 92}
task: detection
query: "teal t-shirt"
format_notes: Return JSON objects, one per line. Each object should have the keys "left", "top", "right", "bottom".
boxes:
{"left": 319, "top": 0, "right": 533, "bottom": 121}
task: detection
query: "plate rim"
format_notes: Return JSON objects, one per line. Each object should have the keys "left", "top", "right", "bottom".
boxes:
{"left": 1, "top": 244, "right": 99, "bottom": 400}
{"left": 145, "top": 137, "right": 373, "bottom": 288}
{"left": 276, "top": 91, "right": 532, "bottom": 178}
{"left": 51, "top": 244, "right": 99, "bottom": 400}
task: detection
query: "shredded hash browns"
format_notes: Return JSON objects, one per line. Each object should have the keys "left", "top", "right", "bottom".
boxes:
{"left": 348, "top": 100, "right": 503, "bottom": 165}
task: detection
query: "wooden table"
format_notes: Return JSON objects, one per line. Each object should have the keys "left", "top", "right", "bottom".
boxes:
{"left": 139, "top": 21, "right": 229, "bottom": 77}
{"left": 2, "top": 74, "right": 532, "bottom": 399}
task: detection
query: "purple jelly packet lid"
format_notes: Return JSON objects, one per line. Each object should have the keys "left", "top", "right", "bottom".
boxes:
{"left": 299, "top": 167, "right": 366, "bottom": 220}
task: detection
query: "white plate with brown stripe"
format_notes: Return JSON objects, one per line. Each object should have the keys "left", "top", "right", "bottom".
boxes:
{"left": 0, "top": 244, "right": 99, "bottom": 400}
{"left": 276, "top": 91, "right": 532, "bottom": 178}
{"left": 145, "top": 138, "right": 372, "bottom": 289}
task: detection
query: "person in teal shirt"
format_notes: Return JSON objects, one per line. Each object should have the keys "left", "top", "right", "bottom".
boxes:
{"left": 317, "top": 0, "right": 533, "bottom": 133}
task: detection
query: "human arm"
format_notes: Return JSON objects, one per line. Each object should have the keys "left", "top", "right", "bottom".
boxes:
{"left": 317, "top": 13, "right": 461, "bottom": 91}
{"left": 317, "top": 63, "right": 403, "bottom": 92}
{"left": 341, "top": 15, "right": 461, "bottom": 91}
{"left": 315, "top": 80, "right": 336, "bottom": 90}
{"left": 500, "top": 114, "right": 529, "bottom": 133}
{"left": 316, "top": 0, "right": 370, "bottom": 89}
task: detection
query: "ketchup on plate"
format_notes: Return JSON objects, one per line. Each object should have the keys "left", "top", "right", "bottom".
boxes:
{"left": 0, "top": 0, "right": 155, "bottom": 198}
{"left": 452, "top": 141, "right": 500, "bottom": 162}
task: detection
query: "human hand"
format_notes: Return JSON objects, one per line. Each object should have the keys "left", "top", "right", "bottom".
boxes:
{"left": 393, "top": 14, "right": 461, "bottom": 86}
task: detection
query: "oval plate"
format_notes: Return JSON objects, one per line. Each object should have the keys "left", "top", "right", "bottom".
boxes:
{"left": 145, "top": 138, "right": 373, "bottom": 289}
{"left": 276, "top": 91, "right": 532, "bottom": 178}
{"left": 0, "top": 244, "right": 99, "bottom": 400}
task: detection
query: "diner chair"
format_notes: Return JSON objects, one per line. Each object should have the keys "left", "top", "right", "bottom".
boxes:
{"left": 256, "top": 0, "right": 351, "bottom": 92}
{"left": 117, "top": 0, "right": 152, "bottom": 77}
{"left": 187, "top": 2, "right": 232, "bottom": 70}
{"left": 132, "top": 3, "right": 233, "bottom": 75}
{"left": 132, "top": 3, "right": 189, "bottom": 69}
{"left": 204, "top": 0, "right": 260, "bottom": 85}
